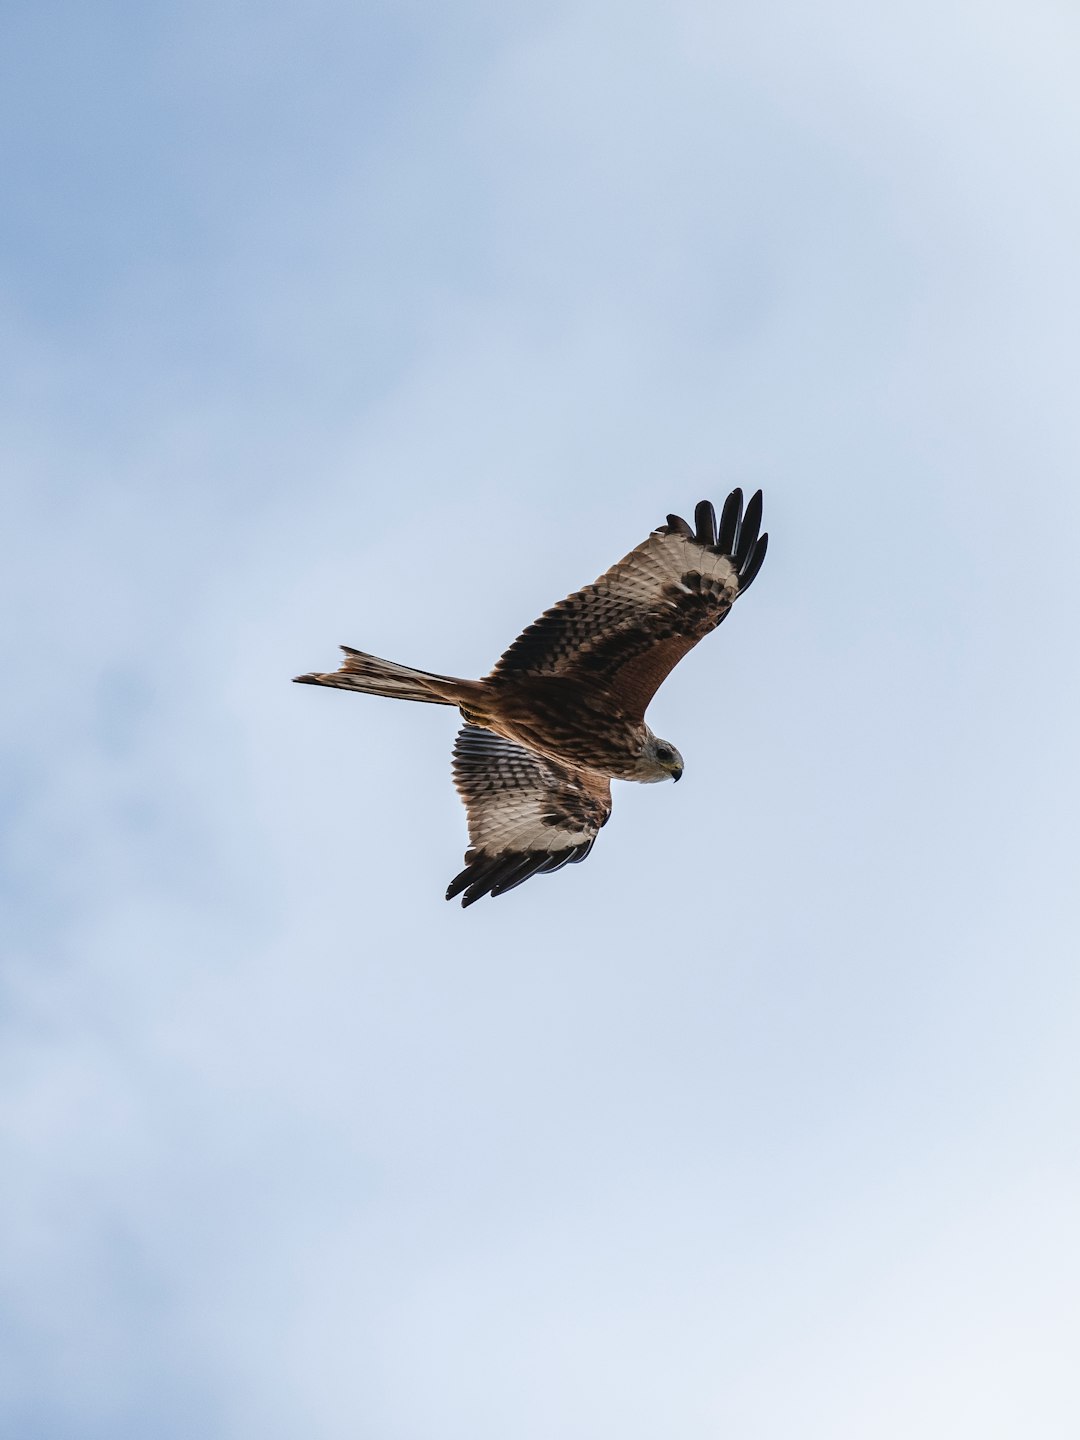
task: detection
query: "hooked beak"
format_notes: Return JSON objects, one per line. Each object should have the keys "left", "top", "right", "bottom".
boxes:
{"left": 671, "top": 766, "right": 683, "bottom": 782}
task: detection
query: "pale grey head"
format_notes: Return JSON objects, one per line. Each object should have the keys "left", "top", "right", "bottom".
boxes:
{"left": 631, "top": 730, "right": 684, "bottom": 783}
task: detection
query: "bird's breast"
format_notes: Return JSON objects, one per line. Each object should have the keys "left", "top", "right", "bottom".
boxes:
{"left": 479, "top": 677, "right": 644, "bottom": 778}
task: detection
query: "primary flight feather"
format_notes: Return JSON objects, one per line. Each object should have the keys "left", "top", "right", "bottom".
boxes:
{"left": 294, "top": 488, "right": 768, "bottom": 906}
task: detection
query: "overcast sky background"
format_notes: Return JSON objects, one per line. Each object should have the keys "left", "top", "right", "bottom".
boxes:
{"left": 3, "top": 1, "right": 1079, "bottom": 1436}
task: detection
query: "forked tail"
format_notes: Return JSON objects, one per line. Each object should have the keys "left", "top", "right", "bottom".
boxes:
{"left": 293, "top": 646, "right": 477, "bottom": 706}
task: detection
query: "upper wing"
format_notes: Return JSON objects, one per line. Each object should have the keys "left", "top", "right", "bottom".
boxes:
{"left": 489, "top": 488, "right": 768, "bottom": 721}
{"left": 446, "top": 724, "right": 611, "bottom": 907}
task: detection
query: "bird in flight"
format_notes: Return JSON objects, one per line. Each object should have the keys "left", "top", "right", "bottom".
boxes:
{"left": 295, "top": 488, "right": 768, "bottom": 906}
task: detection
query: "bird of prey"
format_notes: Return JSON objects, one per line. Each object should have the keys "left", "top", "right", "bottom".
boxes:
{"left": 295, "top": 488, "right": 768, "bottom": 906}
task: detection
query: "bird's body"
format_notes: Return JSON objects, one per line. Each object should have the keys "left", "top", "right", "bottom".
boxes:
{"left": 295, "top": 488, "right": 768, "bottom": 905}
{"left": 458, "top": 674, "right": 658, "bottom": 779}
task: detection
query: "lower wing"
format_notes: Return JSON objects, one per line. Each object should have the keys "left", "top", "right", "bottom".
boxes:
{"left": 446, "top": 725, "right": 612, "bottom": 907}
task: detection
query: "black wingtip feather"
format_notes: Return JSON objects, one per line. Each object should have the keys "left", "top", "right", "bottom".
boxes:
{"left": 536, "top": 851, "right": 575, "bottom": 875}
{"left": 694, "top": 500, "right": 717, "bottom": 547}
{"left": 739, "top": 531, "right": 768, "bottom": 591}
{"left": 460, "top": 861, "right": 506, "bottom": 906}
{"left": 735, "top": 490, "right": 763, "bottom": 570}
{"left": 490, "top": 854, "right": 551, "bottom": 897}
{"left": 471, "top": 854, "right": 534, "bottom": 905}
{"left": 716, "top": 488, "right": 743, "bottom": 556}
{"left": 445, "top": 870, "right": 475, "bottom": 902}
{"left": 663, "top": 513, "right": 694, "bottom": 538}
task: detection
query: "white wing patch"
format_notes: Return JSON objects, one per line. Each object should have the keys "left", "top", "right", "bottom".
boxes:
{"left": 608, "top": 530, "right": 741, "bottom": 610}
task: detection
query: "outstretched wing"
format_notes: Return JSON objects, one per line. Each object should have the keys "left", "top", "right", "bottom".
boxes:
{"left": 446, "top": 725, "right": 611, "bottom": 908}
{"left": 490, "top": 488, "right": 768, "bottom": 721}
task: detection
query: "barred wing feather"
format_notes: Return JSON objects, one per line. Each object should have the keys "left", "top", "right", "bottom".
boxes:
{"left": 446, "top": 725, "right": 611, "bottom": 907}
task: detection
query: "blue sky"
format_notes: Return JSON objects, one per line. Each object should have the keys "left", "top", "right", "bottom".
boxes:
{"left": 3, "top": 2, "right": 1079, "bottom": 1436}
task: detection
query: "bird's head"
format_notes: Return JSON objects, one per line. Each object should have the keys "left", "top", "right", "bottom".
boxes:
{"left": 635, "top": 732, "right": 684, "bottom": 783}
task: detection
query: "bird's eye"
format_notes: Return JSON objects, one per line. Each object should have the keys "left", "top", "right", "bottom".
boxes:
{"left": 655, "top": 746, "right": 673, "bottom": 763}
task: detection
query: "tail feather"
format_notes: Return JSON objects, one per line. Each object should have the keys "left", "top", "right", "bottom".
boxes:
{"left": 293, "top": 646, "right": 473, "bottom": 706}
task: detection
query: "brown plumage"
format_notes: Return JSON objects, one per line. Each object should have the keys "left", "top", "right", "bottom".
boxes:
{"left": 294, "top": 488, "right": 768, "bottom": 906}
